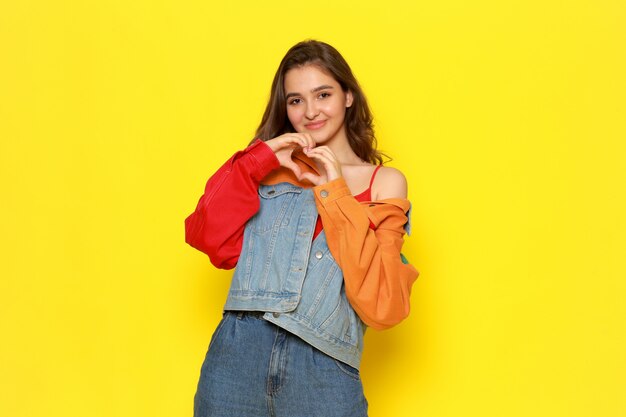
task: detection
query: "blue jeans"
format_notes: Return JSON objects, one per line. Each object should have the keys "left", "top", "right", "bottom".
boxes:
{"left": 194, "top": 311, "right": 369, "bottom": 417}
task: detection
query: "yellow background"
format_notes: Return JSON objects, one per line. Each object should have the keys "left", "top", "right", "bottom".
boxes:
{"left": 1, "top": 0, "right": 625, "bottom": 416}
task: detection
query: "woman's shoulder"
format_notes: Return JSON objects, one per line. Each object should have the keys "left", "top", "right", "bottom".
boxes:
{"left": 372, "top": 165, "right": 408, "bottom": 200}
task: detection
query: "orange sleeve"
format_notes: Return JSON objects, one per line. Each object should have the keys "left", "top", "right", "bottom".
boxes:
{"left": 312, "top": 178, "right": 419, "bottom": 330}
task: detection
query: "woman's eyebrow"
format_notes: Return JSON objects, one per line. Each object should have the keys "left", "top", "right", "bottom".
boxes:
{"left": 285, "top": 85, "right": 334, "bottom": 100}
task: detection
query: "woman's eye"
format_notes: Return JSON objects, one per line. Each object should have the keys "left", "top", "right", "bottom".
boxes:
{"left": 288, "top": 98, "right": 302, "bottom": 105}
{"left": 319, "top": 92, "right": 331, "bottom": 99}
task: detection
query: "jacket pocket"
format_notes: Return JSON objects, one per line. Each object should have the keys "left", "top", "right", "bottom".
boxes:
{"left": 249, "top": 184, "right": 302, "bottom": 234}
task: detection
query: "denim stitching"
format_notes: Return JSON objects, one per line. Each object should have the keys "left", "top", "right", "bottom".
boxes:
{"left": 333, "top": 359, "right": 361, "bottom": 380}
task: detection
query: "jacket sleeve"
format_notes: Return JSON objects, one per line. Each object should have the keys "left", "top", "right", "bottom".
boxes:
{"left": 312, "top": 178, "right": 419, "bottom": 330}
{"left": 184, "top": 139, "right": 280, "bottom": 269}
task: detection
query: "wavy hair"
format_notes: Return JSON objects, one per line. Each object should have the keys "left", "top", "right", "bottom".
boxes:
{"left": 252, "top": 40, "right": 385, "bottom": 165}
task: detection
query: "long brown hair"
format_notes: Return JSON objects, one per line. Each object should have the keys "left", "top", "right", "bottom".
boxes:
{"left": 253, "top": 40, "right": 385, "bottom": 165}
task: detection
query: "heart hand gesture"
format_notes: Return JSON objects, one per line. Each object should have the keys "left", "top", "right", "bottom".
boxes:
{"left": 265, "top": 133, "right": 316, "bottom": 181}
{"left": 300, "top": 146, "right": 342, "bottom": 186}
{"left": 265, "top": 134, "right": 342, "bottom": 185}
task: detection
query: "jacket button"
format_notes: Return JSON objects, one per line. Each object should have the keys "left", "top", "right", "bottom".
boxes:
{"left": 315, "top": 251, "right": 323, "bottom": 259}
{"left": 272, "top": 312, "right": 280, "bottom": 318}
{"left": 320, "top": 190, "right": 329, "bottom": 198}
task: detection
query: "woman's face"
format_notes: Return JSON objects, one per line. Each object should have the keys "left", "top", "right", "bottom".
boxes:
{"left": 284, "top": 65, "right": 353, "bottom": 146}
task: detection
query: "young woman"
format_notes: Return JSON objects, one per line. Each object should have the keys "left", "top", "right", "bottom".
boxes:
{"left": 185, "top": 40, "right": 419, "bottom": 417}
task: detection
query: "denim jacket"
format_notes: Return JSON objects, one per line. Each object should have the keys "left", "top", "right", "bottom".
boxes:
{"left": 223, "top": 181, "right": 366, "bottom": 369}
{"left": 185, "top": 141, "right": 418, "bottom": 369}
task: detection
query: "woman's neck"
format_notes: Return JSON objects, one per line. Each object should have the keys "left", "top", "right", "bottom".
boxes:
{"left": 322, "top": 129, "right": 364, "bottom": 165}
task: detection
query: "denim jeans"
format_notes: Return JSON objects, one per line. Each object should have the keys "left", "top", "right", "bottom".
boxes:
{"left": 194, "top": 311, "right": 369, "bottom": 417}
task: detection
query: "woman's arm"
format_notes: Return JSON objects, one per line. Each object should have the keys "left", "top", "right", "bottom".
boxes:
{"left": 185, "top": 133, "right": 317, "bottom": 269}
{"left": 312, "top": 177, "right": 419, "bottom": 330}
{"left": 184, "top": 139, "right": 280, "bottom": 269}
{"left": 302, "top": 147, "right": 419, "bottom": 330}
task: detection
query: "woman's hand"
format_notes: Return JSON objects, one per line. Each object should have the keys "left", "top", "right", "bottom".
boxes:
{"left": 301, "top": 146, "right": 342, "bottom": 186}
{"left": 265, "top": 133, "right": 316, "bottom": 180}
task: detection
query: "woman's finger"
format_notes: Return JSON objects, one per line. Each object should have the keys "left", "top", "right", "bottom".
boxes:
{"left": 307, "top": 148, "right": 338, "bottom": 167}
{"left": 267, "top": 134, "right": 304, "bottom": 153}
{"left": 307, "top": 147, "right": 343, "bottom": 181}
{"left": 300, "top": 133, "right": 316, "bottom": 150}
{"left": 282, "top": 157, "right": 302, "bottom": 179}
{"left": 300, "top": 171, "right": 324, "bottom": 186}
{"left": 306, "top": 152, "right": 341, "bottom": 182}
{"left": 282, "top": 134, "right": 307, "bottom": 149}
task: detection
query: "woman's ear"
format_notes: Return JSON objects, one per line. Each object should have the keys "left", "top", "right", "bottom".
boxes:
{"left": 346, "top": 90, "right": 354, "bottom": 108}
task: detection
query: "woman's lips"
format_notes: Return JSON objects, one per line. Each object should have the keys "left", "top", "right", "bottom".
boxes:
{"left": 304, "top": 120, "right": 326, "bottom": 130}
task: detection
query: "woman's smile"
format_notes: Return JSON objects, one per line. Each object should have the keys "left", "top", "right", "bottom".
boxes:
{"left": 304, "top": 120, "right": 327, "bottom": 130}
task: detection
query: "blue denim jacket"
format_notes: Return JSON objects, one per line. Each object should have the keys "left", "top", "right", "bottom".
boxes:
{"left": 223, "top": 181, "right": 366, "bottom": 369}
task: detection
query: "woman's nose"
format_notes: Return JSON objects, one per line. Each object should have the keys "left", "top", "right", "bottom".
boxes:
{"left": 305, "top": 102, "right": 320, "bottom": 120}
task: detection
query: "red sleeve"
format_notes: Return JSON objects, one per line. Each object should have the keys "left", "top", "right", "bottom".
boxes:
{"left": 184, "top": 139, "right": 280, "bottom": 269}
